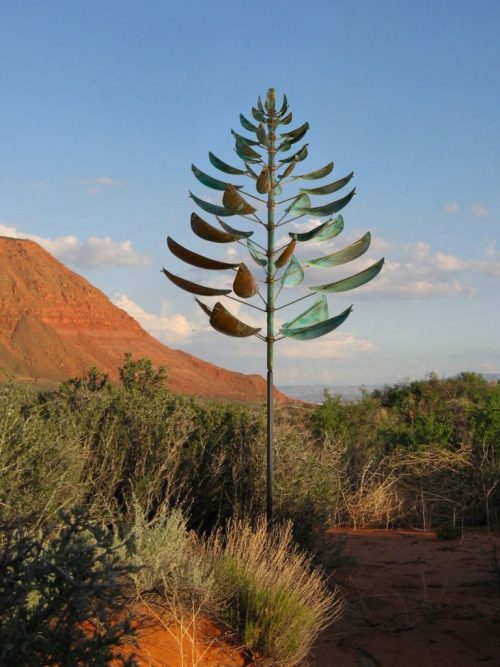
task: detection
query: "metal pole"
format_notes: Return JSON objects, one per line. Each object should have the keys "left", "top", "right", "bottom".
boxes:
{"left": 266, "top": 88, "right": 276, "bottom": 525}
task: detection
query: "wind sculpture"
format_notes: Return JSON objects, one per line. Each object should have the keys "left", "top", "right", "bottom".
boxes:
{"left": 163, "top": 88, "right": 384, "bottom": 523}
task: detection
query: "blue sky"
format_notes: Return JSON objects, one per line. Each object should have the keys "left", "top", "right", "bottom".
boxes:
{"left": 1, "top": 1, "right": 499, "bottom": 386}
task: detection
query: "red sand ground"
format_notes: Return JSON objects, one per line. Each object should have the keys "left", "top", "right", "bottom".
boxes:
{"left": 121, "top": 529, "right": 500, "bottom": 666}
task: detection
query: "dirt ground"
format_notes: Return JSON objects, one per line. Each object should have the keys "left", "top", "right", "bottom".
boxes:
{"left": 312, "top": 528, "right": 500, "bottom": 667}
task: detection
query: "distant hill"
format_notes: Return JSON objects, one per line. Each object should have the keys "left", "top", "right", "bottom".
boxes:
{"left": 0, "top": 236, "right": 288, "bottom": 402}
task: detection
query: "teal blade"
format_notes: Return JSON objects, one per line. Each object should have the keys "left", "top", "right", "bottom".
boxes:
{"left": 280, "top": 122, "right": 309, "bottom": 145}
{"left": 291, "top": 162, "right": 334, "bottom": 181}
{"left": 281, "top": 256, "right": 304, "bottom": 287}
{"left": 281, "top": 295, "right": 328, "bottom": 330}
{"left": 285, "top": 193, "right": 311, "bottom": 215}
{"left": 305, "top": 232, "right": 371, "bottom": 268}
{"left": 246, "top": 238, "right": 267, "bottom": 267}
{"left": 280, "top": 306, "right": 353, "bottom": 340}
{"left": 192, "top": 164, "right": 242, "bottom": 191}
{"left": 240, "top": 114, "right": 258, "bottom": 132}
{"left": 190, "top": 192, "right": 235, "bottom": 217}
{"left": 162, "top": 268, "right": 231, "bottom": 297}
{"left": 245, "top": 163, "right": 259, "bottom": 179}
{"left": 298, "top": 189, "right": 355, "bottom": 217}
{"left": 300, "top": 172, "right": 354, "bottom": 196}
{"left": 279, "top": 143, "right": 308, "bottom": 164}
{"left": 231, "top": 129, "right": 260, "bottom": 147}
{"left": 310, "top": 258, "right": 385, "bottom": 293}
{"left": 209, "top": 152, "right": 247, "bottom": 175}
{"left": 235, "top": 136, "right": 262, "bottom": 163}
{"left": 217, "top": 216, "right": 254, "bottom": 239}
{"left": 289, "top": 215, "right": 344, "bottom": 242}
{"left": 279, "top": 111, "right": 293, "bottom": 125}
{"left": 252, "top": 107, "right": 266, "bottom": 123}
{"left": 278, "top": 93, "right": 288, "bottom": 116}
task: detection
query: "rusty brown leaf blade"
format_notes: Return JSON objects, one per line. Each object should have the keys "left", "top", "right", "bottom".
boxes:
{"left": 162, "top": 268, "right": 231, "bottom": 296}
{"left": 167, "top": 236, "right": 239, "bottom": 270}
{"left": 233, "top": 262, "right": 258, "bottom": 298}
{"left": 210, "top": 301, "right": 261, "bottom": 337}
{"left": 191, "top": 212, "right": 243, "bottom": 243}
{"left": 222, "top": 185, "right": 256, "bottom": 215}
{"left": 275, "top": 240, "right": 297, "bottom": 268}
{"left": 256, "top": 167, "right": 271, "bottom": 194}
{"left": 280, "top": 161, "right": 296, "bottom": 179}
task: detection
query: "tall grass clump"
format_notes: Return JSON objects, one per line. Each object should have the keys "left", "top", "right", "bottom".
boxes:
{"left": 206, "top": 517, "right": 342, "bottom": 667}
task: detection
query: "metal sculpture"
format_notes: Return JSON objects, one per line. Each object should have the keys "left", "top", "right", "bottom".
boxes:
{"left": 163, "top": 88, "right": 384, "bottom": 523}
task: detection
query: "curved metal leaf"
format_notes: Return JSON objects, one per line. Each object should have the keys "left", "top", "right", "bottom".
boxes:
{"left": 280, "top": 161, "right": 297, "bottom": 179}
{"left": 275, "top": 240, "right": 297, "bottom": 269}
{"left": 279, "top": 306, "right": 352, "bottom": 340}
{"left": 252, "top": 107, "right": 266, "bottom": 123}
{"left": 256, "top": 167, "right": 271, "bottom": 194}
{"left": 246, "top": 239, "right": 267, "bottom": 267}
{"left": 209, "top": 152, "right": 247, "bottom": 176}
{"left": 281, "top": 295, "right": 328, "bottom": 330}
{"left": 190, "top": 192, "right": 236, "bottom": 217}
{"left": 240, "top": 114, "right": 258, "bottom": 133}
{"left": 191, "top": 212, "right": 242, "bottom": 243}
{"left": 285, "top": 193, "right": 310, "bottom": 215}
{"left": 297, "top": 189, "right": 355, "bottom": 217}
{"left": 310, "top": 258, "right": 385, "bottom": 293}
{"left": 300, "top": 172, "right": 354, "bottom": 196}
{"left": 222, "top": 185, "right": 256, "bottom": 215}
{"left": 162, "top": 268, "right": 231, "bottom": 296}
{"left": 274, "top": 181, "right": 283, "bottom": 196}
{"left": 231, "top": 130, "right": 260, "bottom": 147}
{"left": 233, "top": 262, "right": 258, "bottom": 298}
{"left": 235, "top": 137, "right": 262, "bottom": 163}
{"left": 281, "top": 122, "right": 309, "bottom": 145}
{"left": 281, "top": 256, "right": 304, "bottom": 287}
{"left": 216, "top": 217, "right": 254, "bottom": 239}
{"left": 289, "top": 215, "right": 344, "bottom": 242}
{"left": 167, "top": 237, "right": 239, "bottom": 270}
{"left": 245, "top": 163, "right": 259, "bottom": 180}
{"left": 291, "top": 162, "right": 334, "bottom": 181}
{"left": 257, "top": 95, "right": 265, "bottom": 113}
{"left": 192, "top": 164, "right": 242, "bottom": 191}
{"left": 278, "top": 93, "right": 288, "bottom": 116}
{"left": 279, "top": 111, "right": 293, "bottom": 125}
{"left": 194, "top": 297, "right": 213, "bottom": 318}
{"left": 277, "top": 141, "right": 291, "bottom": 153}
{"left": 256, "top": 123, "right": 268, "bottom": 146}
{"left": 210, "top": 301, "right": 261, "bottom": 337}
{"left": 279, "top": 143, "right": 308, "bottom": 164}
{"left": 305, "top": 232, "right": 371, "bottom": 268}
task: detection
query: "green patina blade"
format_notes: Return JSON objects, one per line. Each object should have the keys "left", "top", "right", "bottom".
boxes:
{"left": 310, "top": 258, "right": 385, "bottom": 293}
{"left": 256, "top": 123, "right": 268, "bottom": 146}
{"left": 300, "top": 172, "right": 354, "bottom": 196}
{"left": 167, "top": 236, "right": 239, "bottom": 270}
{"left": 192, "top": 164, "right": 242, "bottom": 191}
{"left": 291, "top": 162, "right": 334, "bottom": 181}
{"left": 189, "top": 192, "right": 236, "bottom": 217}
{"left": 277, "top": 140, "right": 292, "bottom": 153}
{"left": 257, "top": 95, "right": 265, "bottom": 113}
{"left": 252, "top": 107, "right": 266, "bottom": 123}
{"left": 281, "top": 295, "right": 328, "bottom": 330}
{"left": 305, "top": 232, "right": 371, "bottom": 268}
{"left": 285, "top": 193, "right": 311, "bottom": 215}
{"left": 210, "top": 301, "right": 262, "bottom": 337}
{"left": 246, "top": 238, "right": 267, "bottom": 267}
{"left": 278, "top": 93, "right": 288, "bottom": 116}
{"left": 279, "top": 111, "right": 293, "bottom": 125}
{"left": 231, "top": 129, "right": 260, "bottom": 147}
{"left": 280, "top": 122, "right": 310, "bottom": 145}
{"left": 209, "top": 152, "right": 247, "bottom": 176}
{"left": 245, "top": 163, "right": 259, "bottom": 179}
{"left": 279, "top": 143, "right": 308, "bottom": 164}
{"left": 240, "top": 114, "right": 259, "bottom": 133}
{"left": 162, "top": 268, "right": 231, "bottom": 297}
{"left": 234, "top": 136, "right": 262, "bottom": 163}
{"left": 191, "top": 212, "right": 244, "bottom": 243}
{"left": 217, "top": 216, "right": 254, "bottom": 239}
{"left": 289, "top": 216, "right": 344, "bottom": 242}
{"left": 281, "top": 256, "right": 304, "bottom": 287}
{"left": 280, "top": 306, "right": 353, "bottom": 341}
{"left": 298, "top": 189, "right": 356, "bottom": 217}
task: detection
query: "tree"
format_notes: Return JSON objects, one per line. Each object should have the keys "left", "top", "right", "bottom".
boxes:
{"left": 163, "top": 88, "right": 384, "bottom": 521}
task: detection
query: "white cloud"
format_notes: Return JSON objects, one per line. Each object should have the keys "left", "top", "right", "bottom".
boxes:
{"left": 444, "top": 202, "right": 459, "bottom": 214}
{"left": 470, "top": 203, "right": 489, "bottom": 217}
{"left": 0, "top": 223, "right": 149, "bottom": 269}
{"left": 112, "top": 294, "right": 193, "bottom": 344}
{"left": 280, "top": 333, "right": 376, "bottom": 359}
{"left": 77, "top": 176, "right": 120, "bottom": 194}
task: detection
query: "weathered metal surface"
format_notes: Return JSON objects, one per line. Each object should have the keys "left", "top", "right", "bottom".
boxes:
{"left": 280, "top": 305, "right": 353, "bottom": 340}
{"left": 285, "top": 192, "right": 311, "bottom": 215}
{"left": 167, "top": 236, "right": 239, "bottom": 270}
{"left": 277, "top": 140, "right": 291, "bottom": 153}
{"left": 246, "top": 238, "right": 267, "bottom": 267}
{"left": 231, "top": 129, "right": 261, "bottom": 147}
{"left": 240, "top": 113, "right": 259, "bottom": 133}
{"left": 252, "top": 106, "right": 266, "bottom": 123}
{"left": 310, "top": 258, "right": 385, "bottom": 293}
{"left": 297, "top": 188, "right": 356, "bottom": 216}
{"left": 289, "top": 215, "right": 345, "bottom": 242}
{"left": 233, "top": 262, "right": 258, "bottom": 298}
{"left": 256, "top": 167, "right": 271, "bottom": 194}
{"left": 190, "top": 192, "right": 236, "bottom": 217}
{"left": 281, "top": 121, "right": 309, "bottom": 145}
{"left": 305, "top": 232, "right": 371, "bottom": 268}
{"left": 277, "top": 93, "right": 288, "bottom": 116}
{"left": 275, "top": 239, "right": 297, "bottom": 268}
{"left": 281, "top": 255, "right": 304, "bottom": 287}
{"left": 191, "top": 212, "right": 243, "bottom": 243}
{"left": 235, "top": 136, "right": 262, "bottom": 163}
{"left": 245, "top": 163, "right": 259, "bottom": 180}
{"left": 279, "top": 143, "right": 308, "bottom": 164}
{"left": 279, "top": 111, "right": 293, "bottom": 125}
{"left": 256, "top": 123, "right": 268, "bottom": 146}
{"left": 191, "top": 164, "right": 242, "bottom": 191}
{"left": 291, "top": 162, "right": 334, "bottom": 181}
{"left": 280, "top": 161, "right": 296, "bottom": 178}
{"left": 274, "top": 181, "right": 283, "bottom": 196}
{"left": 210, "top": 301, "right": 262, "bottom": 337}
{"left": 257, "top": 95, "right": 265, "bottom": 113}
{"left": 300, "top": 172, "right": 354, "bottom": 196}
{"left": 265, "top": 89, "right": 275, "bottom": 112}
{"left": 208, "top": 151, "right": 247, "bottom": 175}
{"left": 217, "top": 216, "right": 254, "bottom": 239}
{"left": 162, "top": 268, "right": 231, "bottom": 296}
{"left": 194, "top": 297, "right": 213, "bottom": 318}
{"left": 281, "top": 295, "right": 328, "bottom": 330}
{"left": 222, "top": 185, "right": 256, "bottom": 215}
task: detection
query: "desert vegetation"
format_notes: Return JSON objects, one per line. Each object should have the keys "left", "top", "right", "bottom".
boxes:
{"left": 1, "top": 359, "right": 499, "bottom": 665}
